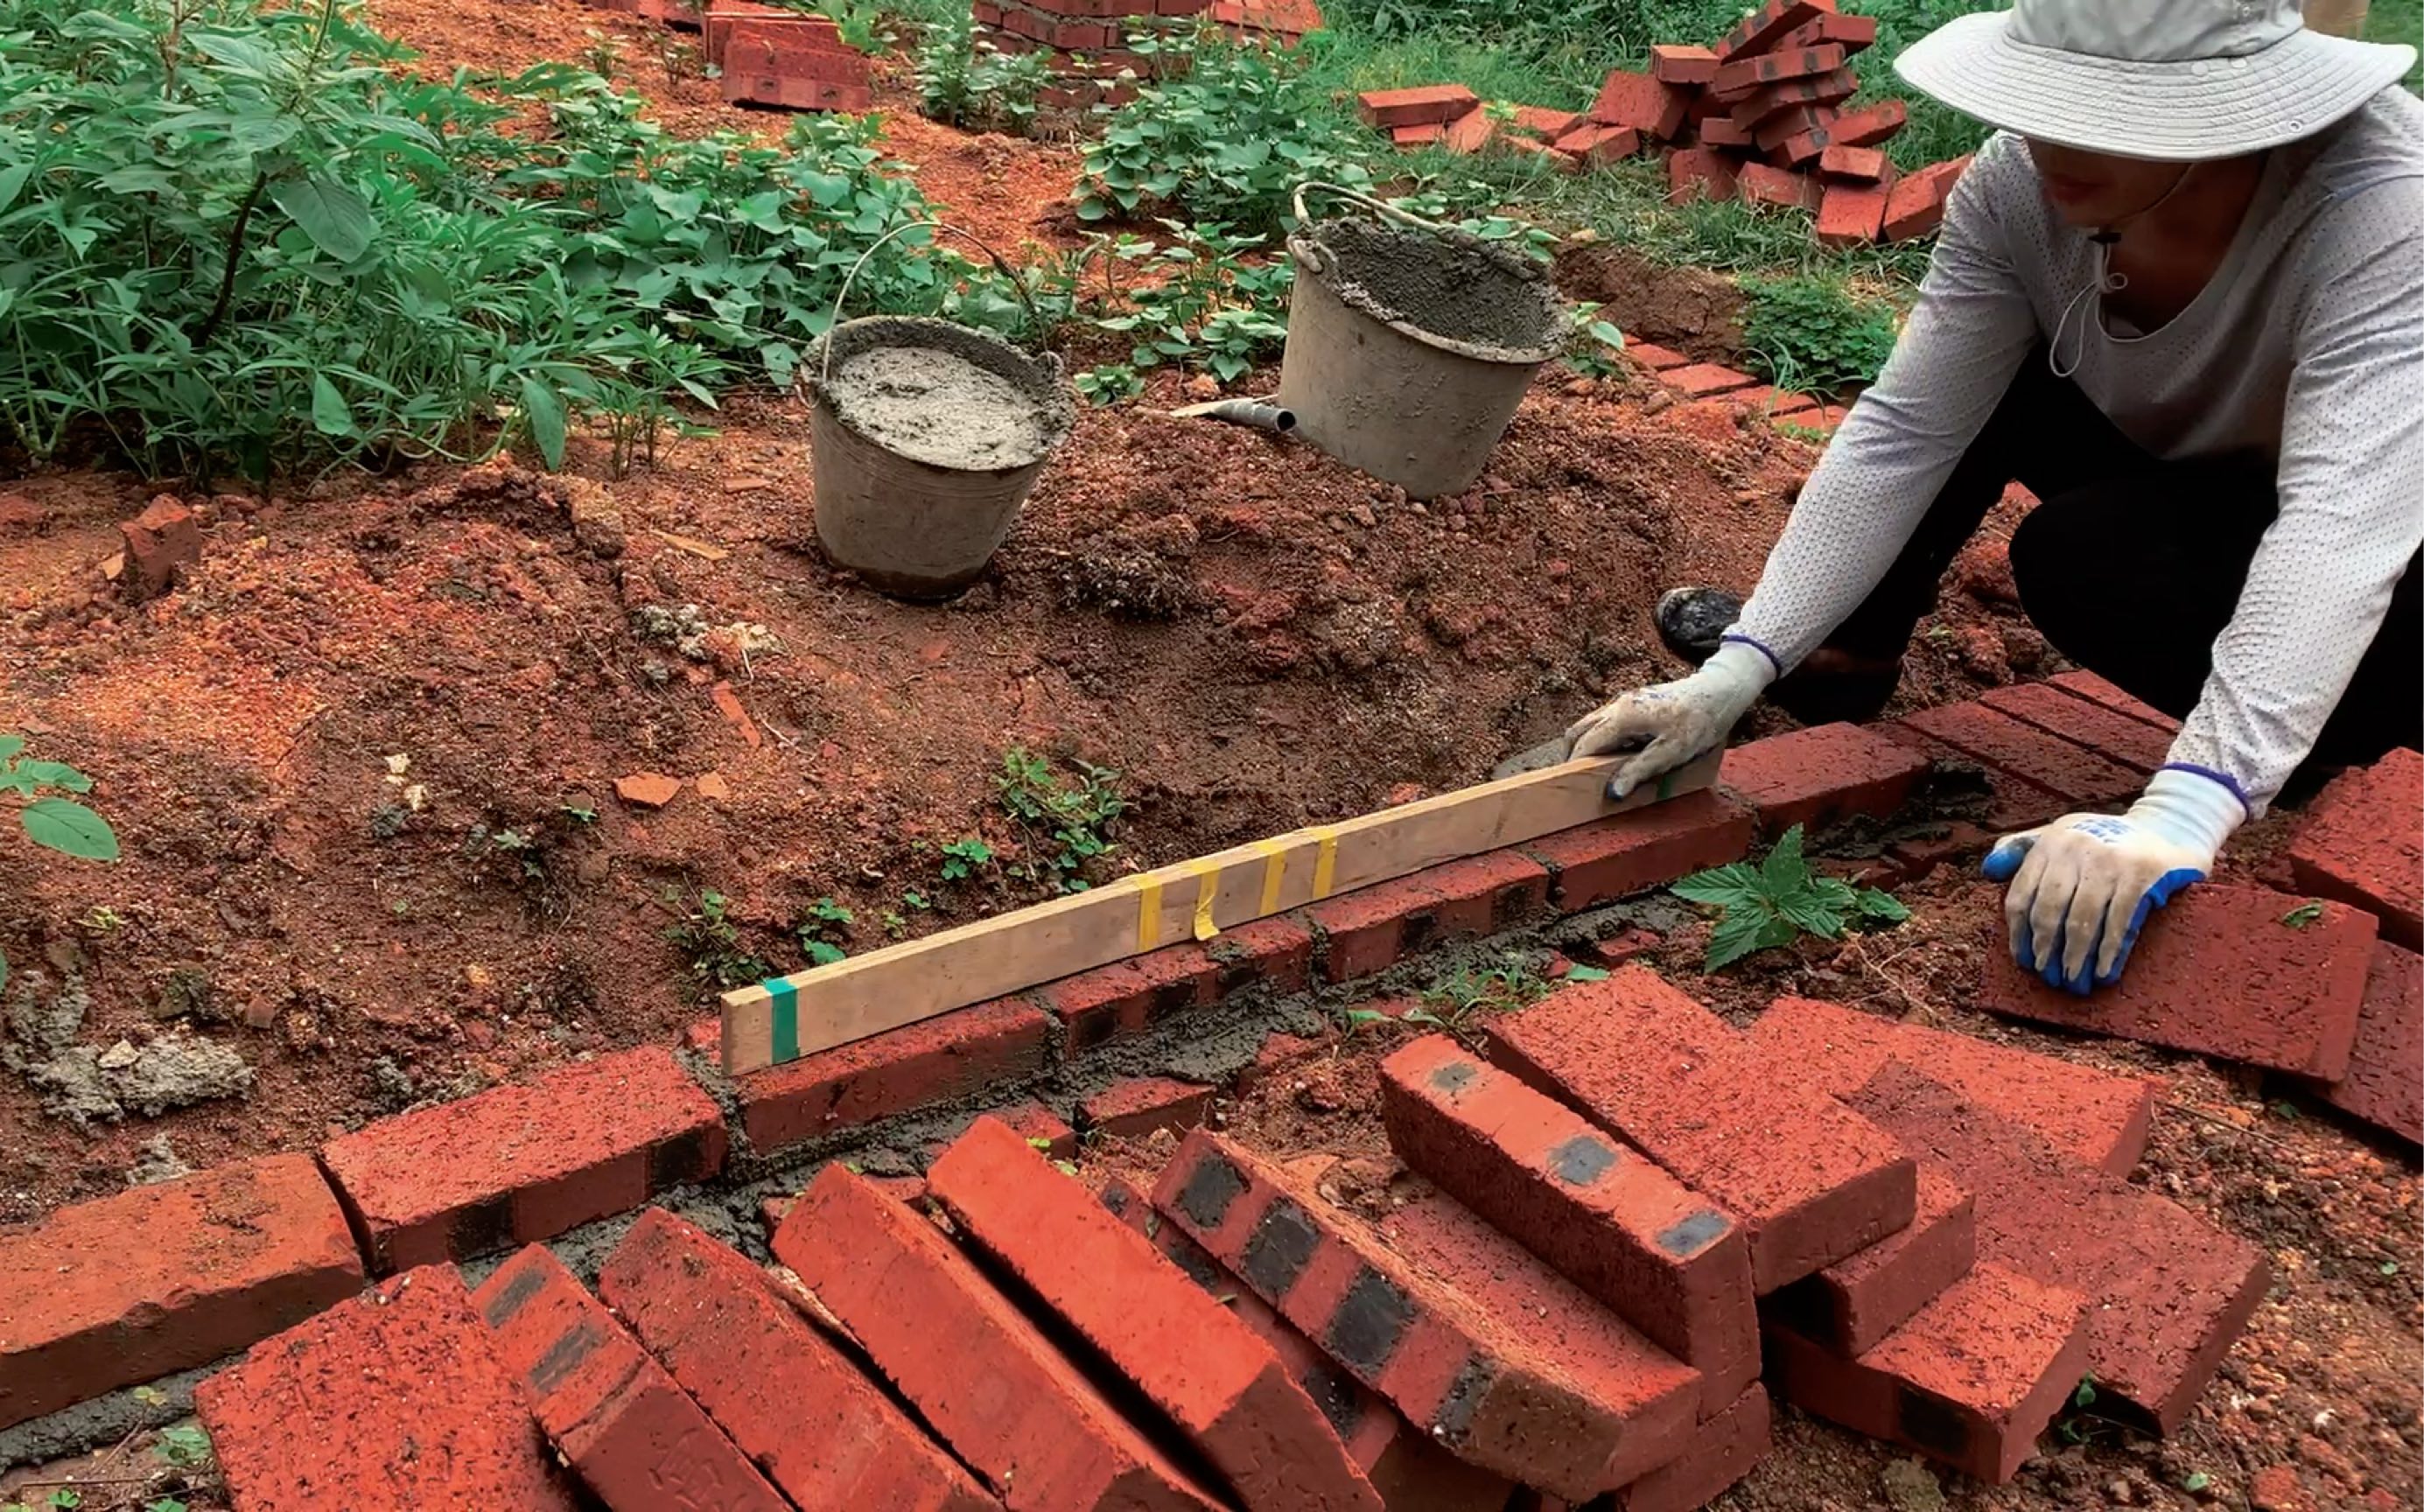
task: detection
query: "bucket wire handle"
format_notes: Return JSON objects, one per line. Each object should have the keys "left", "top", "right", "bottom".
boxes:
{"left": 1289, "top": 180, "right": 1450, "bottom": 234}
{"left": 817, "top": 220, "right": 1049, "bottom": 390}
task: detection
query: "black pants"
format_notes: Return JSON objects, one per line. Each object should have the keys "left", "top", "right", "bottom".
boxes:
{"left": 1770, "top": 351, "right": 2424, "bottom": 785}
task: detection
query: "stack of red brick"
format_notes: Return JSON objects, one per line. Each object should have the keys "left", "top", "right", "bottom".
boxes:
{"left": 972, "top": 0, "right": 1325, "bottom": 109}
{"left": 692, "top": 0, "right": 876, "bottom": 110}
{"left": 1361, "top": 0, "right": 1975, "bottom": 248}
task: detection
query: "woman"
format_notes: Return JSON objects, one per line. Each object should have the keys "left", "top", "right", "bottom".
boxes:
{"left": 1568, "top": 0, "right": 2422, "bottom": 992}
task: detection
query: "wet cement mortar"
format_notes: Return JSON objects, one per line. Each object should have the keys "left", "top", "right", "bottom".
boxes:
{"left": 811, "top": 318, "right": 1068, "bottom": 472}
{"left": 1306, "top": 219, "right": 1564, "bottom": 361}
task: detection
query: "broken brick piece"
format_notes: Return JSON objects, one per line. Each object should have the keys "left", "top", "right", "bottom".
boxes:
{"left": 1590, "top": 69, "right": 1691, "bottom": 140}
{"left": 1614, "top": 1382, "right": 1771, "bottom": 1512}
{"left": 1392, "top": 121, "right": 1446, "bottom": 145}
{"left": 1818, "top": 143, "right": 1890, "bottom": 180}
{"left": 1846, "top": 1062, "right": 2269, "bottom": 1432}
{"left": 1882, "top": 153, "right": 1972, "bottom": 241}
{"left": 197, "top": 1267, "right": 581, "bottom": 1511}
{"left": 1665, "top": 363, "right": 1760, "bottom": 398}
{"left": 1650, "top": 44, "right": 1720, "bottom": 84}
{"left": 1736, "top": 161, "right": 1822, "bottom": 211}
{"left": 1488, "top": 969, "right": 1918, "bottom": 1292}
{"left": 1379, "top": 1034, "right": 1759, "bottom": 1417}
{"left": 0, "top": 1153, "right": 364, "bottom": 1432}
{"left": 1710, "top": 42, "right": 1848, "bottom": 98}
{"left": 1720, "top": 722, "right": 1930, "bottom": 834}
{"left": 1979, "top": 885, "right": 2376, "bottom": 1079}
{"left": 600, "top": 1208, "right": 992, "bottom": 1510}
{"left": 1524, "top": 787, "right": 1757, "bottom": 911}
{"left": 1816, "top": 179, "right": 1890, "bottom": 247}
{"left": 1666, "top": 146, "right": 1741, "bottom": 205}
{"left": 1747, "top": 996, "right": 2161, "bottom": 1177}
{"left": 2311, "top": 942, "right": 2422, "bottom": 1144}
{"left": 732, "top": 994, "right": 1050, "bottom": 1152}
{"left": 473, "top": 1244, "right": 788, "bottom": 1512}
{"left": 615, "top": 772, "right": 682, "bottom": 808}
{"left": 778, "top": 1165, "right": 1224, "bottom": 1510}
{"left": 1081, "top": 1075, "right": 1217, "bottom": 1139}
{"left": 1152, "top": 1131, "right": 1700, "bottom": 1498}
{"left": 1716, "top": 0, "right": 1827, "bottom": 60}
{"left": 2287, "top": 746, "right": 2424, "bottom": 951}
{"left": 1443, "top": 108, "right": 1496, "bottom": 153}
{"left": 1978, "top": 682, "right": 2175, "bottom": 774}
{"left": 1762, "top": 1263, "right": 2091, "bottom": 1482}
{"left": 1357, "top": 84, "right": 1479, "bottom": 129}
{"left": 930, "top": 1119, "right": 1384, "bottom": 1511}
{"left": 1769, "top": 1164, "right": 1975, "bottom": 1355}
{"left": 1892, "top": 700, "right": 2142, "bottom": 807}
{"left": 119, "top": 495, "right": 201, "bottom": 600}
{"left": 318, "top": 1046, "right": 725, "bottom": 1271}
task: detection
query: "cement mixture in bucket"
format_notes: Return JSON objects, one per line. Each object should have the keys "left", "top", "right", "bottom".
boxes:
{"left": 816, "top": 324, "right": 1061, "bottom": 473}
{"left": 1307, "top": 219, "right": 1564, "bottom": 362}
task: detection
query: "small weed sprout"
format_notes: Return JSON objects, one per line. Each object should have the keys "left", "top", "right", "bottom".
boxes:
{"left": 666, "top": 888, "right": 771, "bottom": 997}
{"left": 1, "top": 736, "right": 119, "bottom": 998}
{"left": 795, "top": 896, "right": 853, "bottom": 966}
{"left": 996, "top": 747, "right": 1127, "bottom": 893}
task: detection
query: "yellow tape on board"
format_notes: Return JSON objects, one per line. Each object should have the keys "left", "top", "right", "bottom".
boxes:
{"left": 1191, "top": 860, "right": 1222, "bottom": 942}
{"left": 1136, "top": 873, "right": 1164, "bottom": 951}
{"left": 1253, "top": 840, "right": 1288, "bottom": 915}
{"left": 1310, "top": 827, "right": 1339, "bottom": 900}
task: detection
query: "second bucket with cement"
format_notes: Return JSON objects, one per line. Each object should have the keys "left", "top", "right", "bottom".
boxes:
{"left": 803, "top": 316, "right": 1073, "bottom": 599}
{"left": 1276, "top": 200, "right": 1566, "bottom": 500}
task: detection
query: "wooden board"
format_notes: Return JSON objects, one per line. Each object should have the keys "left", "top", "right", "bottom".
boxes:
{"left": 718, "top": 749, "right": 1725, "bottom": 1075}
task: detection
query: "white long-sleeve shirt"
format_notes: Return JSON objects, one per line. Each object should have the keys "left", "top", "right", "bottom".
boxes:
{"left": 1732, "top": 92, "right": 2424, "bottom": 814}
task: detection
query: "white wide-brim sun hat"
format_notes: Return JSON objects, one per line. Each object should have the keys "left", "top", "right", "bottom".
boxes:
{"left": 1896, "top": 0, "right": 2418, "bottom": 161}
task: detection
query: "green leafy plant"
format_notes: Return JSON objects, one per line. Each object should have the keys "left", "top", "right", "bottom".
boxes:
{"left": 939, "top": 836, "right": 994, "bottom": 882}
{"left": 795, "top": 896, "right": 854, "bottom": 966}
{"left": 810, "top": 0, "right": 893, "bottom": 51}
{"left": 1086, "top": 221, "right": 1293, "bottom": 382}
{"left": 1670, "top": 824, "right": 1909, "bottom": 971}
{"left": 1410, "top": 955, "right": 1552, "bottom": 1038}
{"left": 666, "top": 888, "right": 772, "bottom": 997}
{"left": 153, "top": 1423, "right": 212, "bottom": 1469}
{"left": 1741, "top": 273, "right": 1900, "bottom": 392}
{"left": 995, "top": 747, "right": 1127, "bottom": 892}
{"left": 916, "top": 4, "right": 1052, "bottom": 135}
{"left": 145, "top": 1502, "right": 188, "bottom": 1512}
{"left": 1562, "top": 300, "right": 1628, "bottom": 378}
{"left": 1074, "top": 25, "right": 1375, "bottom": 235}
{"left": 2, "top": 737, "right": 119, "bottom": 998}
{"left": 1075, "top": 362, "right": 1145, "bottom": 404}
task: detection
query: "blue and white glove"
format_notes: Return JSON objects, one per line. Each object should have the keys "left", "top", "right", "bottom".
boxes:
{"left": 1566, "top": 641, "right": 1774, "bottom": 800}
{"left": 1981, "top": 766, "right": 2245, "bottom": 994}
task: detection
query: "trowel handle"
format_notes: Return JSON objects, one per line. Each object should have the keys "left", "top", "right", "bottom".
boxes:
{"left": 818, "top": 220, "right": 1047, "bottom": 388}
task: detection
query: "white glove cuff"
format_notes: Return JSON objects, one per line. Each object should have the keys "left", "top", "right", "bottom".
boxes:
{"left": 2128, "top": 766, "right": 2245, "bottom": 858}
{"left": 1699, "top": 640, "right": 1777, "bottom": 700}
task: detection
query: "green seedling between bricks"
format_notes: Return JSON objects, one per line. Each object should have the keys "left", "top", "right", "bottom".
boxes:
{"left": 1671, "top": 823, "right": 1909, "bottom": 971}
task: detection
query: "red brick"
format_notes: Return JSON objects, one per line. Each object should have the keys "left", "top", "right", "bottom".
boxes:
{"left": 0, "top": 1153, "right": 362, "bottom": 1431}
{"left": 1818, "top": 143, "right": 1889, "bottom": 179}
{"left": 1081, "top": 1074, "right": 1217, "bottom": 1138}
{"left": 1728, "top": 67, "right": 1858, "bottom": 130}
{"left": 1665, "top": 362, "right": 1759, "bottom": 397}
{"left": 1695, "top": 113, "right": 1755, "bottom": 147}
{"left": 1510, "top": 104, "right": 1580, "bottom": 137}
{"left": 1882, "top": 153, "right": 1972, "bottom": 241}
{"left": 1753, "top": 102, "right": 1840, "bottom": 156}
{"left": 777, "top": 1166, "right": 1224, "bottom": 1509}
{"left": 931, "top": 1119, "right": 1384, "bottom": 1510}
{"left": 733, "top": 994, "right": 1049, "bottom": 1150}
{"left": 1099, "top": 1180, "right": 1517, "bottom": 1512}
{"left": 599, "top": 1208, "right": 992, "bottom": 1510}
{"left": 1392, "top": 121, "right": 1445, "bottom": 145}
{"left": 1042, "top": 946, "right": 1217, "bottom": 1053}
{"left": 1356, "top": 84, "right": 1476, "bottom": 128}
{"left": 1418, "top": 847, "right": 1554, "bottom": 936}
{"left": 1979, "top": 885, "right": 2375, "bottom": 1077}
{"left": 473, "top": 1244, "right": 786, "bottom": 1512}
{"left": 197, "top": 1266, "right": 579, "bottom": 1511}
{"left": 1777, "top": 10, "right": 1878, "bottom": 52}
{"left": 319, "top": 1047, "right": 724, "bottom": 1272}
{"left": 1442, "top": 107, "right": 1495, "bottom": 153}
{"left": 119, "top": 495, "right": 200, "bottom": 600}
{"left": 1816, "top": 179, "right": 1889, "bottom": 247}
{"left": 2287, "top": 747, "right": 2424, "bottom": 951}
{"left": 1553, "top": 122, "right": 1641, "bottom": 164}
{"left": 1711, "top": 42, "right": 1846, "bottom": 96}
{"left": 1624, "top": 340, "right": 1692, "bottom": 372}
{"left": 971, "top": 0, "right": 1001, "bottom": 18}
{"left": 1763, "top": 1263, "right": 2091, "bottom": 1482}
{"left": 1613, "top": 1382, "right": 1771, "bottom": 1512}
{"left": 2312, "top": 943, "right": 2422, "bottom": 1144}
{"left": 1769, "top": 1164, "right": 1974, "bottom": 1355}
{"left": 994, "top": 1097, "right": 1078, "bottom": 1159}
{"left": 1715, "top": 0, "right": 1826, "bottom": 60}
{"left": 1304, "top": 849, "right": 1544, "bottom": 983}
{"left": 1488, "top": 969, "right": 1917, "bottom": 1292}
{"left": 1847, "top": 1062, "right": 2269, "bottom": 1432}
{"left": 1650, "top": 44, "right": 1719, "bottom": 83}
{"left": 1524, "top": 787, "right": 1757, "bottom": 910}
{"left": 2047, "top": 668, "right": 2179, "bottom": 732}
{"left": 1979, "top": 682, "right": 2176, "bottom": 774}
{"left": 1880, "top": 724, "right": 2073, "bottom": 831}
{"left": 1893, "top": 700, "right": 2141, "bottom": 807}
{"left": 704, "top": 0, "right": 830, "bottom": 64}
{"left": 1666, "top": 145, "right": 1739, "bottom": 204}
{"left": 1590, "top": 69, "right": 1690, "bottom": 139}
{"left": 1153, "top": 1132, "right": 1700, "bottom": 1497}
{"left": 1379, "top": 1034, "right": 1758, "bottom": 1417}
{"left": 1720, "top": 723, "right": 1930, "bottom": 834}
{"left": 1746, "top": 996, "right": 2161, "bottom": 1177}
{"left": 1736, "top": 160, "right": 1820, "bottom": 210}
{"left": 1825, "top": 97, "right": 1911, "bottom": 147}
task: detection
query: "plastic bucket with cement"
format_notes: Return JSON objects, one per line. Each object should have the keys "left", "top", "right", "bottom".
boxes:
{"left": 1275, "top": 185, "right": 1566, "bottom": 500}
{"left": 800, "top": 224, "right": 1071, "bottom": 599}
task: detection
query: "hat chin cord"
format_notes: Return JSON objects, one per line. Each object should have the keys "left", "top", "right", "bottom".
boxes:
{"left": 2050, "top": 162, "right": 2198, "bottom": 377}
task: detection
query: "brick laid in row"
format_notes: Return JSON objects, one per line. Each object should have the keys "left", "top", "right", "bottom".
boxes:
{"left": 2287, "top": 746, "right": 2423, "bottom": 951}
{"left": 1489, "top": 968, "right": 1918, "bottom": 1292}
{"left": 727, "top": 994, "right": 1051, "bottom": 1152}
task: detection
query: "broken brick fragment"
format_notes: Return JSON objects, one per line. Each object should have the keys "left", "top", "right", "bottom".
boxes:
{"left": 1081, "top": 1075, "right": 1217, "bottom": 1139}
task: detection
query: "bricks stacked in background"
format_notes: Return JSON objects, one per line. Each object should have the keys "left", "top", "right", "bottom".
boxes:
{"left": 703, "top": 0, "right": 874, "bottom": 112}
{"left": 1357, "top": 0, "right": 1973, "bottom": 248}
{"left": 980, "top": 0, "right": 1325, "bottom": 112}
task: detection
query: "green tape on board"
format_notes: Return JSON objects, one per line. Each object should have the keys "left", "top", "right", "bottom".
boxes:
{"left": 765, "top": 977, "right": 801, "bottom": 1064}
{"left": 1656, "top": 769, "right": 1676, "bottom": 802}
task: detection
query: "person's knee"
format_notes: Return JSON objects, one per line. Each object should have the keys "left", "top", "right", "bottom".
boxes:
{"left": 2006, "top": 498, "right": 2083, "bottom": 626}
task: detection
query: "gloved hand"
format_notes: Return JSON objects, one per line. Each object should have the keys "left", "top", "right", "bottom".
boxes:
{"left": 1566, "top": 641, "right": 1774, "bottom": 800}
{"left": 1981, "top": 766, "right": 2245, "bottom": 994}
